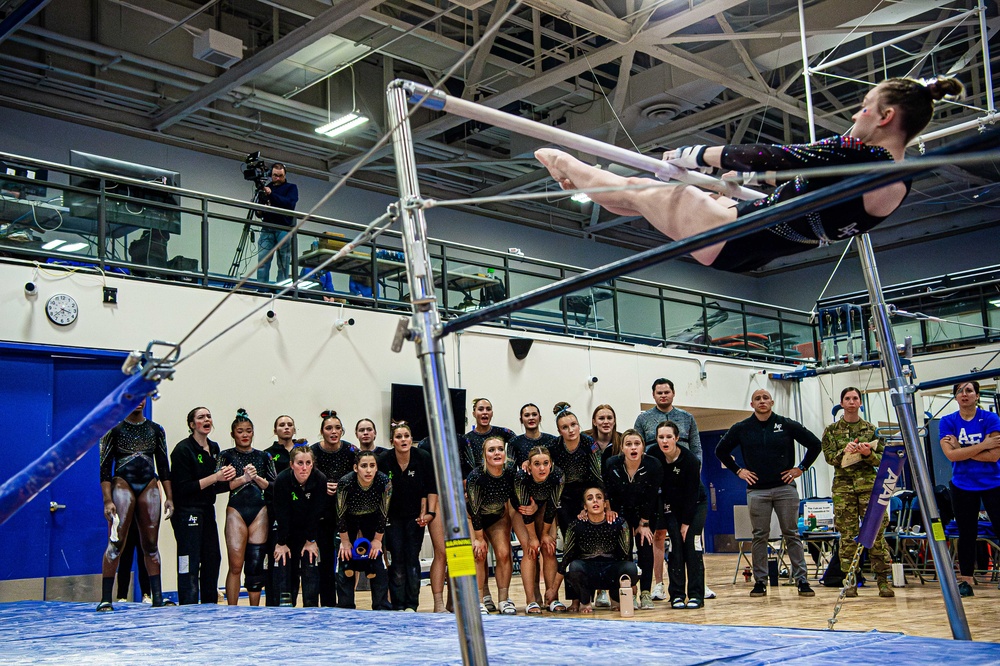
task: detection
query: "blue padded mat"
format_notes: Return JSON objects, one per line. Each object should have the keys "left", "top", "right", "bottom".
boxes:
{"left": 1, "top": 601, "right": 997, "bottom": 665}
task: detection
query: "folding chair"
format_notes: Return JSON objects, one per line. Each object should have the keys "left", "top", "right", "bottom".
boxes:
{"left": 732, "top": 505, "right": 786, "bottom": 583}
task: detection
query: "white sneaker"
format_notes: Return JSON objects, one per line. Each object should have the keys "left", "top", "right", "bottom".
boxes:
{"left": 594, "top": 590, "right": 611, "bottom": 608}
{"left": 650, "top": 582, "right": 667, "bottom": 601}
{"left": 704, "top": 583, "right": 717, "bottom": 600}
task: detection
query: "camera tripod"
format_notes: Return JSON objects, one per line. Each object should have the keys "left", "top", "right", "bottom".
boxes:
{"left": 228, "top": 187, "right": 266, "bottom": 278}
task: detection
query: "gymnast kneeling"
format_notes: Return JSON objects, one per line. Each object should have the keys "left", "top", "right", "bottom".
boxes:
{"left": 559, "top": 485, "right": 638, "bottom": 614}
{"left": 537, "top": 76, "right": 963, "bottom": 273}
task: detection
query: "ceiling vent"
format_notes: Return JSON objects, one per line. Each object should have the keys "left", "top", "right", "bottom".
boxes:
{"left": 193, "top": 29, "right": 243, "bottom": 69}
{"left": 640, "top": 102, "right": 681, "bottom": 123}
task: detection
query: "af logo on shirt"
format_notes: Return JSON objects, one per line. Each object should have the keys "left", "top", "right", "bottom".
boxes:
{"left": 957, "top": 427, "right": 984, "bottom": 446}
{"left": 773, "top": 423, "right": 783, "bottom": 432}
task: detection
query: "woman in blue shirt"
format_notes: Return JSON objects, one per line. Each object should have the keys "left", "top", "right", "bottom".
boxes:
{"left": 939, "top": 381, "right": 1000, "bottom": 597}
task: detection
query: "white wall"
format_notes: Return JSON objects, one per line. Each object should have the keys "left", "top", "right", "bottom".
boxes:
{"left": 1, "top": 259, "right": 833, "bottom": 591}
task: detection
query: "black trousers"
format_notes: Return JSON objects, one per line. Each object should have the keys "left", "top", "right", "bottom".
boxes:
{"left": 316, "top": 518, "right": 338, "bottom": 607}
{"left": 170, "top": 506, "right": 221, "bottom": 605}
{"left": 385, "top": 518, "right": 425, "bottom": 611}
{"left": 664, "top": 500, "right": 708, "bottom": 601}
{"left": 337, "top": 555, "right": 390, "bottom": 610}
{"left": 564, "top": 559, "right": 638, "bottom": 604}
{"left": 264, "top": 517, "right": 280, "bottom": 606}
{"left": 950, "top": 482, "right": 1000, "bottom": 577}
{"left": 273, "top": 536, "right": 321, "bottom": 607}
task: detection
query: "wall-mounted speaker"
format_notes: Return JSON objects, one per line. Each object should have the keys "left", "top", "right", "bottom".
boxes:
{"left": 509, "top": 338, "right": 533, "bottom": 360}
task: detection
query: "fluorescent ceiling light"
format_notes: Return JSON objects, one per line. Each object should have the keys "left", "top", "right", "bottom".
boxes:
{"left": 315, "top": 112, "right": 369, "bottom": 138}
{"left": 42, "top": 239, "right": 66, "bottom": 250}
{"left": 570, "top": 192, "right": 591, "bottom": 204}
{"left": 57, "top": 242, "right": 88, "bottom": 253}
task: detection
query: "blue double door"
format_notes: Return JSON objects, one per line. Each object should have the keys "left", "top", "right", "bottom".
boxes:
{"left": 0, "top": 345, "right": 131, "bottom": 601}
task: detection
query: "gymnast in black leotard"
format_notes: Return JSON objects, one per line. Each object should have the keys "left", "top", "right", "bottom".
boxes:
{"left": 336, "top": 449, "right": 392, "bottom": 610}
{"left": 511, "top": 446, "right": 564, "bottom": 613}
{"left": 460, "top": 397, "right": 515, "bottom": 477}
{"left": 311, "top": 409, "right": 358, "bottom": 607}
{"left": 217, "top": 409, "right": 275, "bottom": 606}
{"left": 508, "top": 402, "right": 558, "bottom": 468}
{"left": 97, "top": 398, "right": 173, "bottom": 612}
{"left": 466, "top": 435, "right": 523, "bottom": 615}
{"left": 537, "top": 76, "right": 963, "bottom": 272}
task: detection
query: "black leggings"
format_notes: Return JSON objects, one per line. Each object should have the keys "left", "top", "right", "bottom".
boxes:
{"left": 950, "top": 482, "right": 1000, "bottom": 577}
{"left": 664, "top": 500, "right": 708, "bottom": 601}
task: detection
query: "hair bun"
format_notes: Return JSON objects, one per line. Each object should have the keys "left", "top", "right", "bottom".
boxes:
{"left": 236, "top": 408, "right": 249, "bottom": 418}
{"left": 320, "top": 409, "right": 338, "bottom": 419}
{"left": 926, "top": 77, "right": 964, "bottom": 101}
{"left": 553, "top": 401, "right": 571, "bottom": 415}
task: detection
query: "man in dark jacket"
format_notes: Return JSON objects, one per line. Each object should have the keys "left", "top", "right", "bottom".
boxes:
{"left": 716, "top": 389, "right": 822, "bottom": 598}
{"left": 256, "top": 162, "right": 299, "bottom": 284}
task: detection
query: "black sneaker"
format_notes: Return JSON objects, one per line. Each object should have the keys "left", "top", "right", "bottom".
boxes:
{"left": 750, "top": 582, "right": 767, "bottom": 597}
{"left": 798, "top": 581, "right": 816, "bottom": 597}
{"left": 958, "top": 581, "right": 974, "bottom": 597}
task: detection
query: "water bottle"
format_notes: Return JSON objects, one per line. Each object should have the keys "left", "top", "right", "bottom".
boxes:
{"left": 619, "top": 575, "right": 634, "bottom": 618}
{"left": 808, "top": 513, "right": 817, "bottom": 530}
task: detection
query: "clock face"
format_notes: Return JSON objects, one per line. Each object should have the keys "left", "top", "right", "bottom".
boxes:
{"left": 46, "top": 293, "right": 79, "bottom": 326}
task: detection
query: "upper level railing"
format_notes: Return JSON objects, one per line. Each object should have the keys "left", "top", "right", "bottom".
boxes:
{"left": 818, "top": 265, "right": 1000, "bottom": 359}
{"left": 0, "top": 150, "right": 818, "bottom": 364}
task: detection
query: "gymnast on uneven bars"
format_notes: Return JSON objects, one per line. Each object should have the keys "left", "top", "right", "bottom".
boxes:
{"left": 537, "top": 77, "right": 963, "bottom": 272}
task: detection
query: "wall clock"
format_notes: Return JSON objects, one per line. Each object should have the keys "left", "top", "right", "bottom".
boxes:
{"left": 45, "top": 293, "right": 79, "bottom": 326}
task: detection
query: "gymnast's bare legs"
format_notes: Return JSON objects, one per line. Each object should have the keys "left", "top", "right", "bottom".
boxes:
{"left": 535, "top": 148, "right": 738, "bottom": 266}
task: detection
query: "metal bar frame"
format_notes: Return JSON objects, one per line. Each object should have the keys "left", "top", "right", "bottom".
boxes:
{"left": 401, "top": 81, "right": 766, "bottom": 202}
{"left": 385, "top": 80, "right": 488, "bottom": 665}
{"left": 386, "top": 82, "right": 996, "bottom": 651}
{"left": 857, "top": 234, "right": 971, "bottom": 640}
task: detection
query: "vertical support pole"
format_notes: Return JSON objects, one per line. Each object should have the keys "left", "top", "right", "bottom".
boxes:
{"left": 856, "top": 234, "right": 971, "bottom": 641}
{"left": 385, "top": 81, "right": 489, "bottom": 666}
{"left": 978, "top": 0, "right": 995, "bottom": 113}
{"left": 797, "top": 0, "right": 817, "bottom": 143}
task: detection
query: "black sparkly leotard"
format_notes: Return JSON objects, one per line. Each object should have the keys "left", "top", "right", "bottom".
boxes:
{"left": 310, "top": 442, "right": 358, "bottom": 517}
{"left": 512, "top": 467, "right": 564, "bottom": 525}
{"left": 548, "top": 434, "right": 602, "bottom": 517}
{"left": 558, "top": 516, "right": 633, "bottom": 573}
{"left": 602, "top": 454, "right": 662, "bottom": 529}
{"left": 336, "top": 471, "right": 392, "bottom": 539}
{"left": 460, "top": 426, "right": 516, "bottom": 477}
{"left": 466, "top": 463, "right": 517, "bottom": 531}
{"left": 713, "top": 136, "right": 911, "bottom": 272}
{"left": 264, "top": 441, "right": 296, "bottom": 476}
{"left": 217, "top": 447, "right": 276, "bottom": 526}
{"left": 100, "top": 419, "right": 170, "bottom": 497}
{"left": 508, "top": 432, "right": 558, "bottom": 468}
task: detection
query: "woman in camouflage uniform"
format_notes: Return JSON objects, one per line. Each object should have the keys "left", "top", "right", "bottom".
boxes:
{"left": 821, "top": 387, "right": 894, "bottom": 598}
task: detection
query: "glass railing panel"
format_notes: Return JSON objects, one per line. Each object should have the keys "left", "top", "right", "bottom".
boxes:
{"left": 618, "top": 289, "right": 663, "bottom": 341}
{"left": 921, "top": 299, "right": 983, "bottom": 344}
{"left": 663, "top": 299, "right": 712, "bottom": 347}
{"left": 781, "top": 321, "right": 818, "bottom": 362}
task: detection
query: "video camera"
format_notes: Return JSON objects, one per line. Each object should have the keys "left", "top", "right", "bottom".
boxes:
{"left": 241, "top": 151, "right": 271, "bottom": 191}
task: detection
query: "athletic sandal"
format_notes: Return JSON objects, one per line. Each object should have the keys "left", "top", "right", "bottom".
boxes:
{"left": 499, "top": 599, "right": 517, "bottom": 615}
{"left": 670, "top": 597, "right": 686, "bottom": 609}
{"left": 95, "top": 602, "right": 114, "bottom": 613}
{"left": 479, "top": 603, "right": 489, "bottom": 615}
{"left": 548, "top": 600, "right": 567, "bottom": 613}
{"left": 686, "top": 598, "right": 704, "bottom": 609}
{"left": 526, "top": 602, "right": 542, "bottom": 615}
{"left": 481, "top": 595, "right": 497, "bottom": 613}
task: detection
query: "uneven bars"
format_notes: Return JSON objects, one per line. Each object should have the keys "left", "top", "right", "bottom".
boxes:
{"left": 402, "top": 80, "right": 766, "bottom": 202}
{"left": 0, "top": 371, "right": 160, "bottom": 526}
{"left": 440, "top": 127, "right": 999, "bottom": 336}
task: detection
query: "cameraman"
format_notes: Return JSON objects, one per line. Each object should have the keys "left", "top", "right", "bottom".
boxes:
{"left": 257, "top": 162, "right": 299, "bottom": 284}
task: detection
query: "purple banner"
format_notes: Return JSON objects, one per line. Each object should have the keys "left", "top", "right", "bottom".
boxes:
{"left": 857, "top": 444, "right": 906, "bottom": 549}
